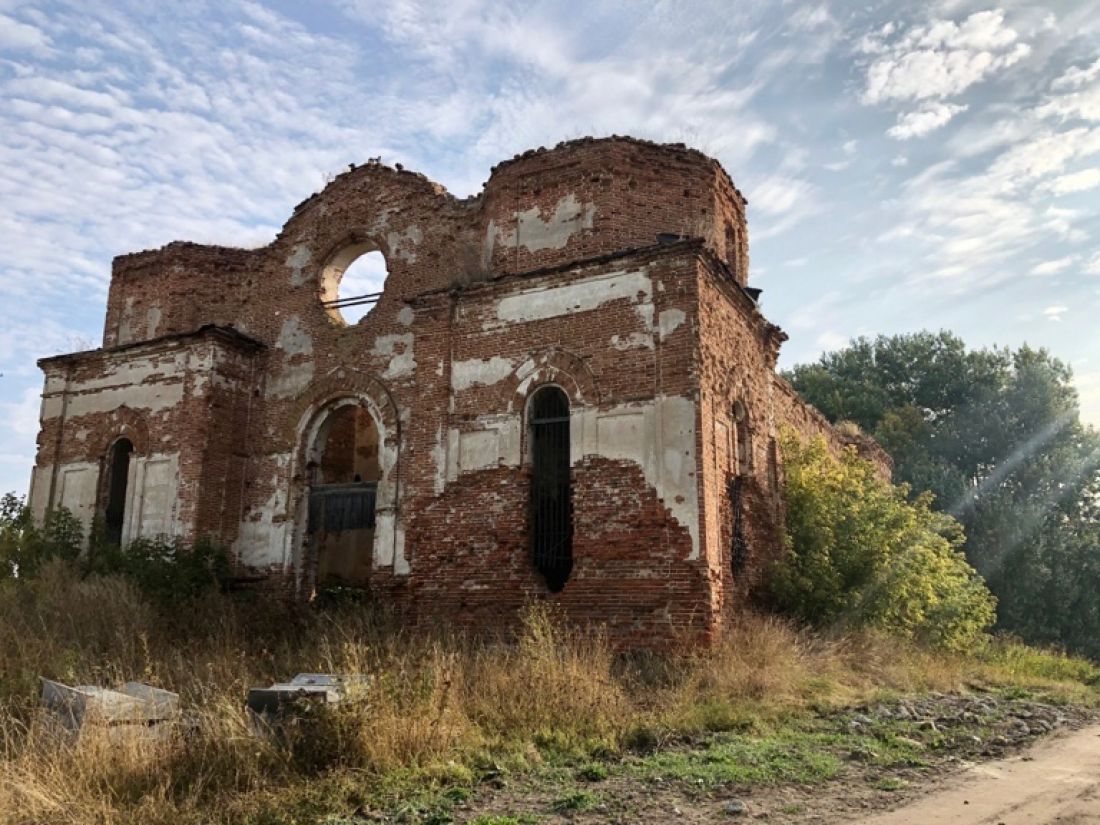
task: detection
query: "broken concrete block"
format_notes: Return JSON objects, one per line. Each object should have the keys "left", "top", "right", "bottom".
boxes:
{"left": 40, "top": 678, "right": 180, "bottom": 742}
{"left": 246, "top": 673, "right": 368, "bottom": 720}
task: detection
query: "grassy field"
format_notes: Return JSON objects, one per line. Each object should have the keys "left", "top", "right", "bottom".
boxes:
{"left": 1, "top": 560, "right": 1097, "bottom": 825}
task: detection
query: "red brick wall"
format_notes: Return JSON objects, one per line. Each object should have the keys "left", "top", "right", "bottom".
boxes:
{"left": 32, "top": 136, "right": 881, "bottom": 648}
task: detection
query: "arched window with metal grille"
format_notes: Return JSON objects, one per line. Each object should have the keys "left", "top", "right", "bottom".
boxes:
{"left": 529, "top": 386, "right": 573, "bottom": 592}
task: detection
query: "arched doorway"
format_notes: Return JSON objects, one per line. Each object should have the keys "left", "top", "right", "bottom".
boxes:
{"left": 529, "top": 386, "right": 573, "bottom": 591}
{"left": 103, "top": 438, "right": 133, "bottom": 546}
{"left": 306, "top": 402, "right": 381, "bottom": 588}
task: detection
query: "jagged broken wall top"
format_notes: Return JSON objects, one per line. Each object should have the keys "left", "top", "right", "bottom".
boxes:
{"left": 99, "top": 137, "right": 750, "bottom": 351}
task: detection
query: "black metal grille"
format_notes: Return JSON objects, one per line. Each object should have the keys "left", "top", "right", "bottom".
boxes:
{"left": 322, "top": 291, "right": 383, "bottom": 312}
{"left": 530, "top": 387, "right": 573, "bottom": 592}
{"left": 308, "top": 482, "right": 377, "bottom": 534}
{"left": 728, "top": 475, "right": 748, "bottom": 575}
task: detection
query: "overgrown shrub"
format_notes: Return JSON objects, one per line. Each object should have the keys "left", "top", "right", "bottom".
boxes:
{"left": 0, "top": 493, "right": 83, "bottom": 580}
{"left": 0, "top": 493, "right": 230, "bottom": 605}
{"left": 770, "top": 434, "right": 996, "bottom": 650}
{"left": 84, "top": 534, "right": 231, "bottom": 605}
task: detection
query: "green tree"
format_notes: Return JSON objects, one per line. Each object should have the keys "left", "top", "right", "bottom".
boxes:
{"left": 771, "top": 434, "right": 995, "bottom": 650}
{"left": 786, "top": 331, "right": 1100, "bottom": 657}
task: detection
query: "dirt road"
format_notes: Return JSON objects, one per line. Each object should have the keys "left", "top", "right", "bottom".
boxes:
{"left": 853, "top": 723, "right": 1100, "bottom": 824}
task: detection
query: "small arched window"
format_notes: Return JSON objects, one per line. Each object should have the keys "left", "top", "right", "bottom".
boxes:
{"left": 733, "top": 400, "right": 752, "bottom": 476}
{"left": 529, "top": 386, "right": 573, "bottom": 592}
{"left": 320, "top": 243, "right": 389, "bottom": 325}
{"left": 104, "top": 438, "right": 133, "bottom": 546}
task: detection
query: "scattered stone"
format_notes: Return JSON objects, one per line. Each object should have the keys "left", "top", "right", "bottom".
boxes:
{"left": 724, "top": 799, "right": 747, "bottom": 816}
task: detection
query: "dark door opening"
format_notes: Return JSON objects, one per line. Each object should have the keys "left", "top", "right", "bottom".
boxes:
{"left": 307, "top": 403, "right": 380, "bottom": 589}
{"left": 529, "top": 386, "right": 573, "bottom": 592}
{"left": 104, "top": 438, "right": 133, "bottom": 546}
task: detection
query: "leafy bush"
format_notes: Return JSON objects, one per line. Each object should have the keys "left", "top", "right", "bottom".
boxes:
{"left": 0, "top": 492, "right": 230, "bottom": 605}
{"left": 770, "top": 434, "right": 996, "bottom": 650}
{"left": 0, "top": 493, "right": 83, "bottom": 580}
{"left": 84, "top": 534, "right": 231, "bottom": 605}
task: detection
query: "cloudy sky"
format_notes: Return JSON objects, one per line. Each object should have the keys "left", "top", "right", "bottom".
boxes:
{"left": 1, "top": 0, "right": 1098, "bottom": 495}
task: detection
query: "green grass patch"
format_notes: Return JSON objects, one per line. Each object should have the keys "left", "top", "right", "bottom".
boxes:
{"left": 550, "top": 790, "right": 600, "bottom": 812}
{"left": 628, "top": 731, "right": 844, "bottom": 787}
{"left": 871, "top": 777, "right": 908, "bottom": 791}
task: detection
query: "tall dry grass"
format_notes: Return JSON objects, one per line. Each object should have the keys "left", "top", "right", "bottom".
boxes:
{"left": 1, "top": 560, "right": 1096, "bottom": 825}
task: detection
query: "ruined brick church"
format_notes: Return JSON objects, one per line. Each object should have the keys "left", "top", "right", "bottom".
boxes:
{"left": 28, "top": 137, "right": 887, "bottom": 645}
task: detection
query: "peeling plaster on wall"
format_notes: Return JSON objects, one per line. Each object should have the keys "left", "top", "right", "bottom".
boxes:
{"left": 47, "top": 353, "right": 188, "bottom": 396}
{"left": 495, "top": 269, "right": 652, "bottom": 327}
{"left": 611, "top": 332, "right": 654, "bottom": 351}
{"left": 659, "top": 308, "right": 686, "bottom": 338}
{"left": 453, "top": 414, "right": 522, "bottom": 474}
{"left": 286, "top": 244, "right": 313, "bottom": 287}
{"left": 492, "top": 193, "right": 596, "bottom": 253}
{"left": 576, "top": 395, "right": 701, "bottom": 559}
{"left": 451, "top": 355, "right": 515, "bottom": 391}
{"left": 386, "top": 225, "right": 422, "bottom": 263}
{"left": 235, "top": 453, "right": 291, "bottom": 567}
{"left": 372, "top": 333, "right": 416, "bottom": 379}
{"left": 146, "top": 306, "right": 162, "bottom": 338}
{"left": 125, "top": 452, "right": 181, "bottom": 541}
{"left": 374, "top": 511, "right": 408, "bottom": 574}
{"left": 266, "top": 360, "right": 314, "bottom": 400}
{"left": 431, "top": 424, "right": 446, "bottom": 494}
{"left": 118, "top": 297, "right": 136, "bottom": 345}
{"left": 28, "top": 465, "right": 51, "bottom": 521}
{"left": 56, "top": 461, "right": 99, "bottom": 539}
{"left": 397, "top": 305, "right": 414, "bottom": 326}
{"left": 275, "top": 315, "right": 313, "bottom": 356}
{"left": 43, "top": 380, "right": 185, "bottom": 419}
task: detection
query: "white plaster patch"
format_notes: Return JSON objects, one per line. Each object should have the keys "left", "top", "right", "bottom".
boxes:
{"left": 431, "top": 424, "right": 447, "bottom": 494}
{"left": 28, "top": 465, "right": 51, "bottom": 522}
{"left": 286, "top": 244, "right": 312, "bottom": 286}
{"left": 275, "top": 315, "right": 313, "bottom": 356}
{"left": 579, "top": 395, "right": 701, "bottom": 558}
{"left": 44, "top": 381, "right": 185, "bottom": 419}
{"left": 146, "top": 306, "right": 162, "bottom": 338}
{"left": 451, "top": 356, "right": 515, "bottom": 391}
{"left": 458, "top": 430, "right": 499, "bottom": 473}
{"left": 126, "top": 453, "right": 180, "bottom": 539}
{"left": 611, "top": 332, "right": 654, "bottom": 351}
{"left": 495, "top": 269, "right": 652, "bottom": 326}
{"left": 265, "top": 360, "right": 314, "bottom": 400}
{"left": 234, "top": 452, "right": 292, "bottom": 567}
{"left": 396, "top": 305, "right": 415, "bottom": 326}
{"left": 117, "top": 297, "right": 136, "bottom": 345}
{"left": 492, "top": 193, "right": 596, "bottom": 253}
{"left": 659, "top": 308, "right": 686, "bottom": 338}
{"left": 372, "top": 333, "right": 416, "bottom": 379}
{"left": 56, "top": 461, "right": 99, "bottom": 540}
{"left": 386, "top": 225, "right": 422, "bottom": 263}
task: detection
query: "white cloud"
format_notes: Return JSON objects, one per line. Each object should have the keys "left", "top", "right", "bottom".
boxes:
{"left": 1043, "top": 167, "right": 1100, "bottom": 195}
{"left": 1043, "top": 304, "right": 1068, "bottom": 321}
{"left": 748, "top": 175, "right": 816, "bottom": 216}
{"left": 860, "top": 9, "right": 1030, "bottom": 106}
{"left": 1037, "top": 83, "right": 1100, "bottom": 123}
{"left": 0, "top": 387, "right": 41, "bottom": 438}
{"left": 1052, "top": 57, "right": 1100, "bottom": 91}
{"left": 817, "top": 330, "right": 849, "bottom": 351}
{"left": 1074, "top": 369, "right": 1100, "bottom": 426}
{"left": 1030, "top": 256, "right": 1078, "bottom": 276}
{"left": 1086, "top": 252, "right": 1100, "bottom": 275}
{"left": 888, "top": 102, "right": 968, "bottom": 140}
{"left": 0, "top": 12, "right": 51, "bottom": 55}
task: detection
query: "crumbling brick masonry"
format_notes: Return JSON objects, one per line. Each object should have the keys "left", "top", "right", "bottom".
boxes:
{"left": 28, "top": 137, "right": 890, "bottom": 646}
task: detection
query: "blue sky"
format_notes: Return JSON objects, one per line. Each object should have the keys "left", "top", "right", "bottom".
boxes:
{"left": 1, "top": 0, "right": 1098, "bottom": 496}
